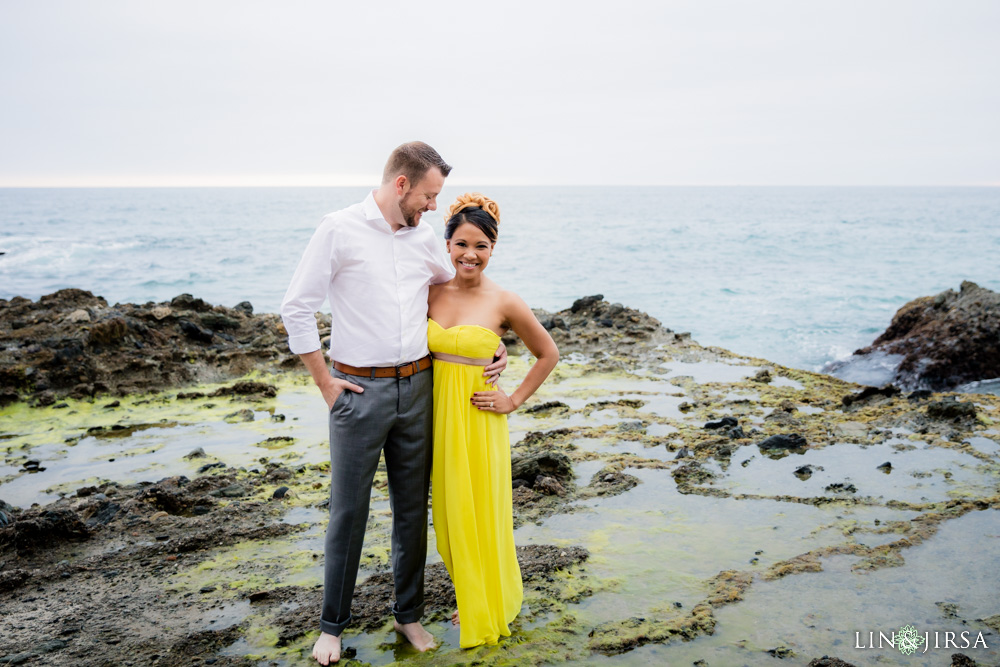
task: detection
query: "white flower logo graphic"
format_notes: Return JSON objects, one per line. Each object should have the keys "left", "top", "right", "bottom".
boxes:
{"left": 896, "top": 625, "right": 926, "bottom": 655}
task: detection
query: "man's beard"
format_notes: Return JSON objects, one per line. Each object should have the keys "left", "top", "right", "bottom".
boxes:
{"left": 400, "top": 198, "right": 424, "bottom": 227}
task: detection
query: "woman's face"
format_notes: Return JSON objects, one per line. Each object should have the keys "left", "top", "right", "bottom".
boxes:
{"left": 446, "top": 222, "right": 494, "bottom": 276}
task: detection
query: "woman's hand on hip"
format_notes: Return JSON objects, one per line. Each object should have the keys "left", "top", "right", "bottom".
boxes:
{"left": 471, "top": 388, "right": 516, "bottom": 415}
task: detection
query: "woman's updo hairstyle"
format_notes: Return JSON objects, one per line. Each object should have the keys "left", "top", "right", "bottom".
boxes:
{"left": 444, "top": 193, "right": 499, "bottom": 244}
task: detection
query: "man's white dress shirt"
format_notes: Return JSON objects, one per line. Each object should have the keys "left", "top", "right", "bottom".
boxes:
{"left": 280, "top": 191, "right": 454, "bottom": 366}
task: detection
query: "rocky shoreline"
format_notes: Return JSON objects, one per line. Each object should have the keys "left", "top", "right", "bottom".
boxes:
{"left": 2, "top": 290, "right": 999, "bottom": 666}
{"left": 826, "top": 281, "right": 1000, "bottom": 391}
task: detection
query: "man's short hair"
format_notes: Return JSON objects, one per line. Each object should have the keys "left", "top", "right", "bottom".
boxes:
{"left": 382, "top": 141, "right": 452, "bottom": 186}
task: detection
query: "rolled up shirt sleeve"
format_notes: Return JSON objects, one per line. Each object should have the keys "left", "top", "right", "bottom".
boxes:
{"left": 281, "top": 218, "right": 338, "bottom": 355}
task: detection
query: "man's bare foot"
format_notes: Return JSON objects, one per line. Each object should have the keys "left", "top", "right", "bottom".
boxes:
{"left": 393, "top": 620, "right": 437, "bottom": 652}
{"left": 312, "top": 632, "right": 341, "bottom": 665}
{"left": 451, "top": 609, "right": 460, "bottom": 625}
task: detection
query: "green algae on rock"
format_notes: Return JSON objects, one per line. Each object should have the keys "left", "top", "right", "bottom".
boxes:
{"left": 3, "top": 294, "right": 1000, "bottom": 666}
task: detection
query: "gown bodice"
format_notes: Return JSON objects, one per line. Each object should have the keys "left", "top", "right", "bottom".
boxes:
{"left": 427, "top": 319, "right": 501, "bottom": 360}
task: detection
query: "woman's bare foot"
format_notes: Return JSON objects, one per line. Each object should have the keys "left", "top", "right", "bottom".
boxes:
{"left": 393, "top": 620, "right": 437, "bottom": 652}
{"left": 451, "top": 609, "right": 460, "bottom": 625}
{"left": 312, "top": 632, "right": 341, "bottom": 665}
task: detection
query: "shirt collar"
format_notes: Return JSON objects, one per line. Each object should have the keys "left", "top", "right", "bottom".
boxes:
{"left": 364, "top": 189, "right": 414, "bottom": 234}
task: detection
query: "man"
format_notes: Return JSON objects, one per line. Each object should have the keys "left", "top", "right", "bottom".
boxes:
{"left": 280, "top": 142, "right": 506, "bottom": 665}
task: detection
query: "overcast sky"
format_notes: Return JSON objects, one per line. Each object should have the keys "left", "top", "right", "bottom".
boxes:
{"left": 1, "top": 1, "right": 997, "bottom": 187}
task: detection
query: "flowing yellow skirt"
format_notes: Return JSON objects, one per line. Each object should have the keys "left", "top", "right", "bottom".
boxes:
{"left": 428, "top": 320, "right": 522, "bottom": 648}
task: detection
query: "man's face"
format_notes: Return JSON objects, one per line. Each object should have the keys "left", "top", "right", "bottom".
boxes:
{"left": 399, "top": 167, "right": 445, "bottom": 227}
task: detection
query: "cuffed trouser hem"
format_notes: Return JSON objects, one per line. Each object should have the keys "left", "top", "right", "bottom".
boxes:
{"left": 393, "top": 602, "right": 426, "bottom": 625}
{"left": 319, "top": 615, "right": 350, "bottom": 637}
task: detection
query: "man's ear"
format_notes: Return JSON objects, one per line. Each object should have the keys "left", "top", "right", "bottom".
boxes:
{"left": 394, "top": 174, "right": 409, "bottom": 195}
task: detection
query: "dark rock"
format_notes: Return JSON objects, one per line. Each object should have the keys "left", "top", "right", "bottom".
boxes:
{"left": 807, "top": 658, "right": 858, "bottom": 667}
{"left": 86, "top": 502, "right": 120, "bottom": 526}
{"left": 137, "top": 484, "right": 199, "bottom": 515}
{"left": 197, "top": 462, "right": 226, "bottom": 474}
{"left": 758, "top": 434, "right": 807, "bottom": 451}
{"left": 511, "top": 450, "right": 573, "bottom": 484}
{"left": 752, "top": 369, "right": 772, "bottom": 383}
{"left": 210, "top": 484, "right": 248, "bottom": 498}
{"left": 926, "top": 398, "right": 977, "bottom": 422}
{"left": 767, "top": 646, "right": 793, "bottom": 659}
{"left": 571, "top": 295, "right": 604, "bottom": 313}
{"left": 248, "top": 590, "right": 269, "bottom": 602}
{"left": 179, "top": 319, "right": 214, "bottom": 343}
{"left": 825, "top": 483, "right": 857, "bottom": 494}
{"left": 171, "top": 294, "right": 212, "bottom": 312}
{"left": 908, "top": 389, "right": 934, "bottom": 400}
{"left": 199, "top": 312, "right": 241, "bottom": 331}
{"left": 672, "top": 461, "right": 716, "bottom": 487}
{"left": 212, "top": 381, "right": 277, "bottom": 398}
{"left": 837, "top": 282, "right": 1000, "bottom": 390}
{"left": 727, "top": 426, "right": 746, "bottom": 439}
{"left": 949, "top": 654, "right": 979, "bottom": 667}
{"left": 794, "top": 465, "right": 813, "bottom": 480}
{"left": 877, "top": 461, "right": 892, "bottom": 473}
{"left": 234, "top": 301, "right": 254, "bottom": 315}
{"left": 523, "top": 401, "right": 569, "bottom": 414}
{"left": 616, "top": 420, "right": 645, "bottom": 433}
{"left": 674, "top": 447, "right": 691, "bottom": 460}
{"left": 534, "top": 476, "right": 565, "bottom": 496}
{"left": 704, "top": 416, "right": 738, "bottom": 430}
{"left": 3, "top": 508, "right": 90, "bottom": 554}
{"left": 272, "top": 486, "right": 290, "bottom": 499}
{"left": 87, "top": 316, "right": 128, "bottom": 346}
{"left": 224, "top": 409, "right": 255, "bottom": 423}
{"left": 842, "top": 385, "right": 900, "bottom": 408}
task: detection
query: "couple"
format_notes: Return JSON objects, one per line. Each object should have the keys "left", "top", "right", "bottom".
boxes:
{"left": 280, "top": 142, "right": 558, "bottom": 664}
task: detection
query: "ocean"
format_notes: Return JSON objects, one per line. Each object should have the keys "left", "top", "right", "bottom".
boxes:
{"left": 1, "top": 186, "right": 998, "bottom": 373}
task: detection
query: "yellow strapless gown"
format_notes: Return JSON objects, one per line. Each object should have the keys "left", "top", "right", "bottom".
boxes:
{"left": 427, "top": 319, "right": 522, "bottom": 648}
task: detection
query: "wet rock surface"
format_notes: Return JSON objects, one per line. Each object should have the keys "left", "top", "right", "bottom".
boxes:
{"left": 831, "top": 281, "right": 1000, "bottom": 390}
{"left": 0, "top": 469, "right": 301, "bottom": 665}
{"left": 3, "top": 293, "right": 1000, "bottom": 665}
{"left": 0, "top": 289, "right": 299, "bottom": 405}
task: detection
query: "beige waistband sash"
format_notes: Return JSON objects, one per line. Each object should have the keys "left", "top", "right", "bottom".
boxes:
{"left": 431, "top": 351, "right": 494, "bottom": 366}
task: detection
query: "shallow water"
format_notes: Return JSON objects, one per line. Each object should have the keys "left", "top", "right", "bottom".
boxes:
{"left": 3, "top": 350, "right": 999, "bottom": 665}
{"left": 517, "top": 468, "right": 920, "bottom": 627}
{"left": 711, "top": 440, "right": 998, "bottom": 504}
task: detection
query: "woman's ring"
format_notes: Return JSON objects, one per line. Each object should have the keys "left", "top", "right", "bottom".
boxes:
{"left": 490, "top": 401, "right": 494, "bottom": 408}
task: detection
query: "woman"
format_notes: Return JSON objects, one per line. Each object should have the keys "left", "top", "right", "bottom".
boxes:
{"left": 427, "top": 193, "right": 559, "bottom": 648}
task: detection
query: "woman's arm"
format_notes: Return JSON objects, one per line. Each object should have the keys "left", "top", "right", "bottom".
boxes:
{"left": 472, "top": 292, "right": 559, "bottom": 414}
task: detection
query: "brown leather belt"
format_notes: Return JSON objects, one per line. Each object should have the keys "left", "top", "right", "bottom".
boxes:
{"left": 333, "top": 355, "right": 432, "bottom": 379}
